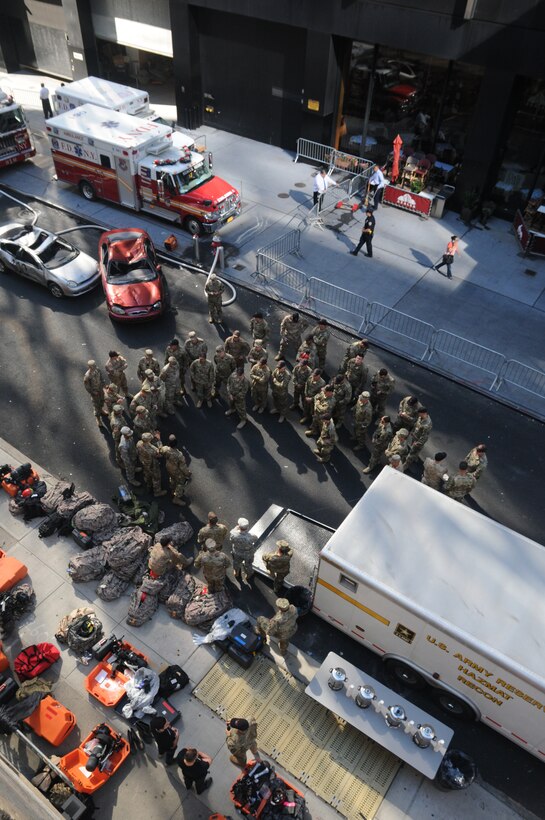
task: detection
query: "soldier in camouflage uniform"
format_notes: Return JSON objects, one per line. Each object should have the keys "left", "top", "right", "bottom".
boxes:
{"left": 130, "top": 383, "right": 152, "bottom": 417}
{"left": 394, "top": 395, "right": 422, "bottom": 432}
{"left": 230, "top": 517, "right": 258, "bottom": 581}
{"left": 256, "top": 598, "right": 298, "bottom": 656}
{"left": 160, "top": 357, "right": 180, "bottom": 414}
{"left": 250, "top": 312, "right": 269, "bottom": 343}
{"left": 248, "top": 339, "right": 268, "bottom": 367}
{"left": 149, "top": 535, "right": 192, "bottom": 576}
{"left": 148, "top": 386, "right": 161, "bottom": 429}
{"left": 190, "top": 354, "right": 215, "bottom": 408}
{"left": 465, "top": 444, "right": 488, "bottom": 481}
{"left": 421, "top": 452, "right": 448, "bottom": 490}
{"left": 263, "top": 540, "right": 293, "bottom": 593}
{"left": 314, "top": 415, "right": 338, "bottom": 463}
{"left": 226, "top": 717, "right": 259, "bottom": 767}
{"left": 340, "top": 338, "right": 369, "bottom": 372}
{"left": 143, "top": 370, "right": 168, "bottom": 418}
{"left": 137, "top": 349, "right": 160, "bottom": 382}
{"left": 133, "top": 405, "right": 154, "bottom": 440}
{"left": 444, "top": 461, "right": 476, "bottom": 501}
{"left": 352, "top": 391, "right": 373, "bottom": 450}
{"left": 104, "top": 382, "right": 125, "bottom": 415}
{"left": 332, "top": 373, "right": 352, "bottom": 427}
{"left": 300, "top": 370, "right": 325, "bottom": 425}
{"left": 385, "top": 428, "right": 410, "bottom": 463}
{"left": 250, "top": 358, "right": 271, "bottom": 413}
{"left": 270, "top": 361, "right": 291, "bottom": 422}
{"left": 83, "top": 360, "right": 107, "bottom": 426}
{"left": 311, "top": 319, "right": 330, "bottom": 370}
{"left": 213, "top": 345, "right": 236, "bottom": 398}
{"left": 345, "top": 355, "right": 368, "bottom": 399}
{"left": 165, "top": 338, "right": 188, "bottom": 395}
{"left": 276, "top": 312, "right": 308, "bottom": 361}
{"left": 194, "top": 540, "right": 231, "bottom": 592}
{"left": 105, "top": 350, "right": 129, "bottom": 396}
{"left": 197, "top": 512, "right": 229, "bottom": 550}
{"left": 119, "top": 427, "right": 141, "bottom": 487}
{"left": 404, "top": 408, "right": 433, "bottom": 468}
{"left": 363, "top": 415, "right": 393, "bottom": 473}
{"left": 204, "top": 272, "right": 225, "bottom": 323}
{"left": 370, "top": 368, "right": 395, "bottom": 416}
{"left": 226, "top": 367, "right": 250, "bottom": 429}
{"left": 109, "top": 404, "right": 126, "bottom": 466}
{"left": 225, "top": 330, "right": 250, "bottom": 367}
{"left": 162, "top": 436, "right": 192, "bottom": 506}
{"left": 296, "top": 335, "right": 318, "bottom": 370}
{"left": 136, "top": 432, "right": 166, "bottom": 496}
{"left": 185, "top": 332, "right": 208, "bottom": 389}
{"left": 291, "top": 355, "right": 312, "bottom": 411}
{"left": 305, "top": 384, "right": 336, "bottom": 437}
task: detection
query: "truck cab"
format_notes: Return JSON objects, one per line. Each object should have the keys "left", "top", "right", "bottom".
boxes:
{"left": 0, "top": 89, "right": 35, "bottom": 167}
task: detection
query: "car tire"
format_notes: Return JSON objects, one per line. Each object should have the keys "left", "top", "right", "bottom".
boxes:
{"left": 384, "top": 659, "right": 427, "bottom": 690}
{"left": 184, "top": 216, "right": 202, "bottom": 236}
{"left": 79, "top": 180, "right": 96, "bottom": 201}
{"left": 47, "top": 282, "right": 64, "bottom": 299}
{"left": 433, "top": 690, "right": 478, "bottom": 722}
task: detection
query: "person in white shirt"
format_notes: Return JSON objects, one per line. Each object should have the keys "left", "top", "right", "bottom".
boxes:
{"left": 39, "top": 83, "right": 53, "bottom": 119}
{"left": 368, "top": 164, "right": 385, "bottom": 208}
{"left": 312, "top": 168, "right": 336, "bottom": 211}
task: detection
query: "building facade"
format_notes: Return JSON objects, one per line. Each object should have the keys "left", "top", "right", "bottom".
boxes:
{"left": 1, "top": 0, "right": 545, "bottom": 215}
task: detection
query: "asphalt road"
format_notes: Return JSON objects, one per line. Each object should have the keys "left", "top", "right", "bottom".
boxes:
{"left": 0, "top": 191, "right": 544, "bottom": 817}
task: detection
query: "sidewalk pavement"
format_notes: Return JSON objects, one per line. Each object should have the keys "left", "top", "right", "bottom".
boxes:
{"left": 0, "top": 437, "right": 537, "bottom": 820}
{"left": 1, "top": 70, "right": 544, "bottom": 381}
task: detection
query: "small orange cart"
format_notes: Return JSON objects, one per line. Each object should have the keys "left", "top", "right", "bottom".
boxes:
{"left": 58, "top": 724, "right": 130, "bottom": 795}
{"left": 84, "top": 640, "right": 149, "bottom": 708}
{"left": 24, "top": 695, "right": 76, "bottom": 746}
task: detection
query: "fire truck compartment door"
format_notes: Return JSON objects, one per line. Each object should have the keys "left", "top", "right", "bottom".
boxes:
{"left": 115, "top": 156, "right": 136, "bottom": 206}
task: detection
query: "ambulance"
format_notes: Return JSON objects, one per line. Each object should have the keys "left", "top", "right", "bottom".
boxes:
{"left": 52, "top": 76, "right": 195, "bottom": 151}
{"left": 251, "top": 467, "right": 545, "bottom": 760}
{"left": 0, "top": 88, "right": 35, "bottom": 168}
{"left": 46, "top": 104, "right": 240, "bottom": 234}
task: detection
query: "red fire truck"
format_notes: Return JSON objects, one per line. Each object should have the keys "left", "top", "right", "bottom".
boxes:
{"left": 0, "top": 88, "right": 35, "bottom": 168}
{"left": 46, "top": 103, "right": 240, "bottom": 234}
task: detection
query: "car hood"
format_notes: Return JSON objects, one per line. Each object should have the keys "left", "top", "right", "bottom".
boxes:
{"left": 106, "top": 279, "right": 162, "bottom": 307}
{"left": 184, "top": 176, "right": 238, "bottom": 206}
{"left": 58, "top": 253, "right": 99, "bottom": 284}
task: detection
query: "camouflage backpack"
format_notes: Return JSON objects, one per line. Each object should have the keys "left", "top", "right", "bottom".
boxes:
{"left": 67, "top": 613, "right": 103, "bottom": 654}
{"left": 95, "top": 571, "right": 130, "bottom": 602}
{"left": 72, "top": 503, "right": 118, "bottom": 534}
{"left": 154, "top": 521, "right": 194, "bottom": 549}
{"left": 103, "top": 527, "right": 152, "bottom": 581}
{"left": 126, "top": 576, "right": 166, "bottom": 627}
{"left": 57, "top": 491, "right": 95, "bottom": 519}
{"left": 67, "top": 546, "right": 107, "bottom": 583}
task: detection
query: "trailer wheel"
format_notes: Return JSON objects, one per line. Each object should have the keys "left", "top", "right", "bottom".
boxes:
{"left": 79, "top": 180, "right": 96, "bottom": 201}
{"left": 434, "top": 691, "right": 477, "bottom": 721}
{"left": 384, "top": 659, "right": 426, "bottom": 690}
{"left": 184, "top": 216, "right": 202, "bottom": 236}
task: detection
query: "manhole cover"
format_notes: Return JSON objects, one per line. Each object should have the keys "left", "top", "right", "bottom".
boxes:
{"left": 277, "top": 192, "right": 290, "bottom": 199}
{"left": 233, "top": 264, "right": 245, "bottom": 271}
{"left": 294, "top": 182, "right": 306, "bottom": 188}
{"left": 524, "top": 268, "right": 537, "bottom": 276}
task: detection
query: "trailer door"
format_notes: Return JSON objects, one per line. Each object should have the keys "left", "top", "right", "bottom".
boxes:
{"left": 115, "top": 156, "right": 137, "bottom": 207}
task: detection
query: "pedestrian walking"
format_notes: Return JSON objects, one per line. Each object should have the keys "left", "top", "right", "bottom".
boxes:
{"left": 444, "top": 461, "right": 476, "bottom": 501}
{"left": 226, "top": 367, "right": 250, "bottom": 429}
{"left": 176, "top": 747, "right": 212, "bottom": 793}
{"left": 368, "top": 164, "right": 385, "bottom": 208}
{"left": 226, "top": 718, "right": 259, "bottom": 767}
{"left": 194, "top": 540, "right": 231, "bottom": 591}
{"left": 150, "top": 715, "right": 179, "bottom": 765}
{"left": 263, "top": 540, "right": 293, "bottom": 593}
{"left": 204, "top": 272, "right": 224, "bottom": 323}
{"left": 421, "top": 452, "right": 448, "bottom": 490}
{"left": 256, "top": 598, "right": 298, "bottom": 656}
{"left": 434, "top": 235, "right": 459, "bottom": 279}
{"left": 230, "top": 518, "right": 258, "bottom": 582}
{"left": 276, "top": 312, "right": 308, "bottom": 361}
{"left": 83, "top": 359, "right": 107, "bottom": 426}
{"left": 350, "top": 209, "right": 375, "bottom": 258}
{"left": 39, "top": 83, "right": 53, "bottom": 119}
{"left": 313, "top": 168, "right": 336, "bottom": 210}
{"left": 465, "top": 444, "right": 488, "bottom": 480}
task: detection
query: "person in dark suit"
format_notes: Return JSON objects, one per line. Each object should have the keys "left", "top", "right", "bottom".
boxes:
{"left": 350, "top": 210, "right": 376, "bottom": 258}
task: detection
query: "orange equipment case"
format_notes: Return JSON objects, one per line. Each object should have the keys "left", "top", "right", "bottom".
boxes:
{"left": 0, "top": 549, "right": 28, "bottom": 592}
{"left": 24, "top": 695, "right": 76, "bottom": 746}
{"left": 58, "top": 724, "right": 130, "bottom": 795}
{"left": 0, "top": 467, "right": 40, "bottom": 497}
{"left": 85, "top": 641, "right": 149, "bottom": 708}
{"left": 230, "top": 760, "right": 305, "bottom": 818}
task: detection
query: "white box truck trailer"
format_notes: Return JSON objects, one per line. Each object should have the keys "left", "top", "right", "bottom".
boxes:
{"left": 312, "top": 467, "right": 545, "bottom": 760}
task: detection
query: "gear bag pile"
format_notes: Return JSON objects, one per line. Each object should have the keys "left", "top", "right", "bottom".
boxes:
{"left": 56, "top": 491, "right": 95, "bottom": 519}
{"left": 183, "top": 587, "right": 232, "bottom": 627}
{"left": 103, "top": 527, "right": 152, "bottom": 580}
{"left": 154, "top": 521, "right": 194, "bottom": 549}
{"left": 40, "top": 480, "right": 74, "bottom": 514}
{"left": 126, "top": 575, "right": 166, "bottom": 627}
{"left": 67, "top": 545, "right": 108, "bottom": 583}
{"left": 72, "top": 503, "right": 118, "bottom": 537}
{"left": 166, "top": 573, "right": 200, "bottom": 619}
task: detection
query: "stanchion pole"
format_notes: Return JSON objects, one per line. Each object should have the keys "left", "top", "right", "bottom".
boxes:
{"left": 193, "top": 234, "right": 200, "bottom": 263}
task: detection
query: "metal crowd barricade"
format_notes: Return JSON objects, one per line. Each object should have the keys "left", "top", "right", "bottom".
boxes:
{"left": 362, "top": 303, "right": 435, "bottom": 360}
{"left": 495, "top": 360, "right": 545, "bottom": 397}
{"left": 303, "top": 278, "right": 368, "bottom": 331}
{"left": 294, "top": 138, "right": 334, "bottom": 167}
{"left": 427, "top": 330, "right": 505, "bottom": 390}
{"left": 256, "top": 229, "right": 302, "bottom": 269}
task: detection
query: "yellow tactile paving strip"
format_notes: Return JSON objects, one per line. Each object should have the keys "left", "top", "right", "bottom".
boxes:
{"left": 194, "top": 654, "right": 400, "bottom": 819}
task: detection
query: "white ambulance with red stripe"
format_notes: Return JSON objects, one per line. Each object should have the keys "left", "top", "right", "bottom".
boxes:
{"left": 46, "top": 104, "right": 240, "bottom": 234}
{"left": 313, "top": 467, "right": 545, "bottom": 760}
{"left": 0, "top": 87, "right": 35, "bottom": 168}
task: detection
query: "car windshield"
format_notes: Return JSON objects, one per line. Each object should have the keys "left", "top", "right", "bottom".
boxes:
{"left": 107, "top": 258, "right": 156, "bottom": 285}
{"left": 0, "top": 106, "right": 25, "bottom": 134}
{"left": 168, "top": 162, "right": 212, "bottom": 195}
{"left": 38, "top": 239, "right": 79, "bottom": 270}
